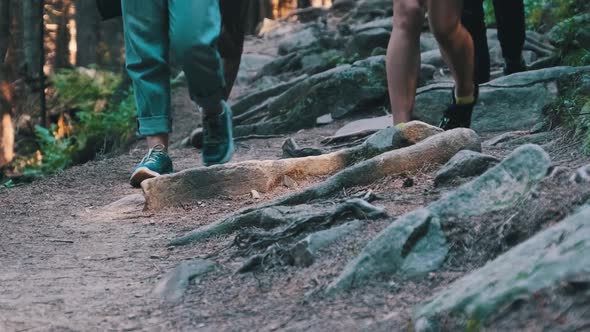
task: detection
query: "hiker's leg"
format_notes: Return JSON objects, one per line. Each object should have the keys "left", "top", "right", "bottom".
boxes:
{"left": 428, "top": 0, "right": 475, "bottom": 99}
{"left": 170, "top": 0, "right": 234, "bottom": 166}
{"left": 462, "top": 0, "right": 490, "bottom": 83}
{"left": 219, "top": 0, "right": 248, "bottom": 99}
{"left": 123, "top": 0, "right": 174, "bottom": 187}
{"left": 169, "top": 0, "right": 226, "bottom": 116}
{"left": 493, "top": 0, "right": 526, "bottom": 72}
{"left": 121, "top": 0, "right": 171, "bottom": 147}
{"left": 387, "top": 0, "right": 425, "bottom": 125}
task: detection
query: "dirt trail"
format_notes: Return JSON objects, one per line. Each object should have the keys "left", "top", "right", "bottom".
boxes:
{"left": 2, "top": 88, "right": 586, "bottom": 331}
{"left": 0, "top": 87, "right": 395, "bottom": 331}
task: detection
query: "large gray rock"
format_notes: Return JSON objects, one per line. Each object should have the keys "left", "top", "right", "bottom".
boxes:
{"left": 235, "top": 57, "right": 388, "bottom": 136}
{"left": 430, "top": 145, "right": 550, "bottom": 219}
{"left": 434, "top": 150, "right": 500, "bottom": 187}
{"left": 415, "top": 83, "right": 556, "bottom": 132}
{"left": 327, "top": 145, "right": 551, "bottom": 294}
{"left": 420, "top": 34, "right": 438, "bottom": 52}
{"left": 421, "top": 50, "right": 445, "bottom": 68}
{"left": 413, "top": 205, "right": 590, "bottom": 331}
{"left": 488, "top": 66, "right": 590, "bottom": 87}
{"left": 232, "top": 75, "right": 308, "bottom": 117}
{"left": 414, "top": 67, "right": 590, "bottom": 132}
{"left": 345, "top": 28, "right": 391, "bottom": 58}
{"left": 579, "top": 74, "right": 590, "bottom": 95}
{"left": 237, "top": 54, "right": 275, "bottom": 82}
{"left": 278, "top": 26, "right": 319, "bottom": 55}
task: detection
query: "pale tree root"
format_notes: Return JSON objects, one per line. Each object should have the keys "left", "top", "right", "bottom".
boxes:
{"left": 170, "top": 128, "right": 480, "bottom": 247}
{"left": 142, "top": 121, "right": 442, "bottom": 210}
{"left": 232, "top": 197, "right": 388, "bottom": 273}
{"left": 169, "top": 191, "right": 381, "bottom": 247}
{"left": 271, "top": 128, "right": 482, "bottom": 207}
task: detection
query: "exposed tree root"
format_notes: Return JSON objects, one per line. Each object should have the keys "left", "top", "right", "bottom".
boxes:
{"left": 235, "top": 198, "right": 387, "bottom": 273}
{"left": 271, "top": 128, "right": 481, "bottom": 207}
{"left": 169, "top": 191, "right": 382, "bottom": 247}
{"left": 170, "top": 128, "right": 480, "bottom": 247}
{"left": 143, "top": 121, "right": 442, "bottom": 209}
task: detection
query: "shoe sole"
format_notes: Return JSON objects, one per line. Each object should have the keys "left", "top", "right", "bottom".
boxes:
{"left": 203, "top": 102, "right": 235, "bottom": 167}
{"left": 204, "top": 139, "right": 234, "bottom": 166}
{"left": 129, "top": 167, "right": 161, "bottom": 188}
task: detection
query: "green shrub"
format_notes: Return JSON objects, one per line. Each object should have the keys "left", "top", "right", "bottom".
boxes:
{"left": 544, "top": 75, "right": 590, "bottom": 154}
{"left": 22, "top": 68, "right": 137, "bottom": 177}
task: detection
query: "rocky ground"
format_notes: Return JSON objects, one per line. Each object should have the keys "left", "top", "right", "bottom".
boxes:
{"left": 2, "top": 1, "right": 590, "bottom": 331}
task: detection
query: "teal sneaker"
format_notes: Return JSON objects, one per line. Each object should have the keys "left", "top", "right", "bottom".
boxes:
{"left": 129, "top": 144, "right": 173, "bottom": 187}
{"left": 202, "top": 101, "right": 234, "bottom": 166}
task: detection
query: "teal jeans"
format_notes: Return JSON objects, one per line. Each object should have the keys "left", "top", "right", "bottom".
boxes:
{"left": 122, "top": 0, "right": 226, "bottom": 136}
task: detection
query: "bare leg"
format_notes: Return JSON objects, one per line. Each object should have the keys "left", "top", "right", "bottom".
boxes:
{"left": 428, "top": 0, "right": 475, "bottom": 98}
{"left": 147, "top": 134, "right": 169, "bottom": 150}
{"left": 386, "top": 0, "right": 425, "bottom": 125}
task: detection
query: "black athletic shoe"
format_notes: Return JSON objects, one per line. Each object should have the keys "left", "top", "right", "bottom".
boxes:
{"left": 504, "top": 57, "right": 527, "bottom": 75}
{"left": 439, "top": 85, "right": 479, "bottom": 131}
{"left": 202, "top": 101, "right": 234, "bottom": 166}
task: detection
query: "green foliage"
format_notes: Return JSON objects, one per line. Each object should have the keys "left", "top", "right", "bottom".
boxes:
{"left": 0, "top": 179, "right": 16, "bottom": 188}
{"left": 480, "top": 0, "right": 590, "bottom": 31}
{"left": 483, "top": 2, "right": 495, "bottom": 26}
{"left": 23, "top": 68, "right": 137, "bottom": 177}
{"left": 25, "top": 125, "right": 76, "bottom": 176}
{"left": 544, "top": 74, "right": 590, "bottom": 154}
{"left": 466, "top": 319, "right": 481, "bottom": 332}
{"left": 548, "top": 13, "right": 590, "bottom": 66}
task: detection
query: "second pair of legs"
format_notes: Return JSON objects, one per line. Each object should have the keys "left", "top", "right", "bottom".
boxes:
{"left": 387, "top": 0, "right": 478, "bottom": 129}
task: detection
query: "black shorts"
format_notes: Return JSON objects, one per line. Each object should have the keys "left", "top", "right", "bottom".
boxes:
{"left": 219, "top": 0, "right": 250, "bottom": 59}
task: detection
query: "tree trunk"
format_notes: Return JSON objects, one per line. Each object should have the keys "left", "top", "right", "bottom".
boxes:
{"left": 22, "top": 0, "right": 46, "bottom": 127}
{"left": 54, "top": 0, "right": 72, "bottom": 69}
{"left": 75, "top": 0, "right": 99, "bottom": 67}
{"left": 22, "top": 0, "right": 44, "bottom": 78}
{"left": 0, "top": 0, "right": 14, "bottom": 167}
{"left": 98, "top": 18, "right": 124, "bottom": 70}
{"left": 243, "top": 0, "right": 274, "bottom": 35}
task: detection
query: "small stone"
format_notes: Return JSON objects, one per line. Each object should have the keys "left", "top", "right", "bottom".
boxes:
{"left": 548, "top": 166, "right": 570, "bottom": 183}
{"left": 570, "top": 164, "right": 590, "bottom": 184}
{"left": 283, "top": 175, "right": 298, "bottom": 189}
{"left": 403, "top": 178, "right": 415, "bottom": 188}
{"left": 316, "top": 114, "right": 334, "bottom": 126}
{"left": 251, "top": 190, "right": 261, "bottom": 199}
{"left": 282, "top": 137, "right": 323, "bottom": 158}
{"left": 434, "top": 150, "right": 500, "bottom": 187}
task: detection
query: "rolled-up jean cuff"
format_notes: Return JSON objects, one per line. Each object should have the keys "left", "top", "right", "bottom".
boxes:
{"left": 193, "top": 89, "right": 225, "bottom": 111}
{"left": 137, "top": 116, "right": 172, "bottom": 136}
